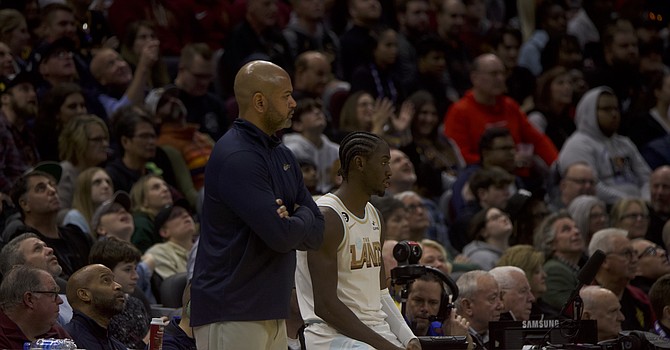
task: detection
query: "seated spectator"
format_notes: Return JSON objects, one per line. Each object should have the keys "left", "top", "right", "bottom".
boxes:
{"left": 89, "top": 46, "right": 158, "bottom": 117}
{"left": 34, "top": 38, "right": 79, "bottom": 98}
{"left": 419, "top": 239, "right": 453, "bottom": 276}
{"left": 517, "top": 0, "right": 567, "bottom": 76}
{"left": 64, "top": 264, "right": 126, "bottom": 350}
{"left": 145, "top": 200, "right": 196, "bottom": 280}
{"left": 282, "top": 1, "right": 340, "bottom": 66}
{"left": 649, "top": 274, "right": 670, "bottom": 340}
{"left": 129, "top": 174, "right": 173, "bottom": 253}
{"left": 558, "top": 86, "right": 651, "bottom": 205}
{"left": 534, "top": 211, "right": 585, "bottom": 312}
{"left": 335, "top": 91, "right": 409, "bottom": 145}
{"left": 6, "top": 163, "right": 92, "bottom": 279}
{"left": 105, "top": 106, "right": 179, "bottom": 194}
{"left": 0, "top": 233, "right": 72, "bottom": 324}
{"left": 147, "top": 85, "right": 213, "bottom": 191}
{"left": 454, "top": 270, "right": 503, "bottom": 348}
{"left": 547, "top": 162, "right": 597, "bottom": 212}
{"left": 492, "top": 27, "right": 535, "bottom": 108}
{"left": 451, "top": 166, "right": 514, "bottom": 252}
{"left": 0, "top": 9, "right": 30, "bottom": 73}
{"left": 443, "top": 53, "right": 558, "bottom": 167}
{"left": 0, "top": 265, "right": 70, "bottom": 349}
{"left": 0, "top": 70, "right": 40, "bottom": 168}
{"left": 630, "top": 239, "right": 670, "bottom": 295}
{"left": 399, "top": 90, "right": 464, "bottom": 200}
{"left": 369, "top": 195, "right": 410, "bottom": 242}
{"left": 119, "top": 21, "right": 170, "bottom": 89}
{"left": 527, "top": 66, "right": 576, "bottom": 150}
{"left": 62, "top": 167, "right": 113, "bottom": 235}
{"left": 290, "top": 51, "right": 334, "bottom": 101}
{"left": 580, "top": 286, "right": 625, "bottom": 342}
{"left": 627, "top": 71, "right": 670, "bottom": 150}
{"left": 462, "top": 207, "right": 512, "bottom": 270}
{"left": 395, "top": 191, "right": 432, "bottom": 242}
{"left": 339, "top": 0, "right": 382, "bottom": 81}
{"left": 589, "top": 228, "right": 654, "bottom": 331}
{"left": 648, "top": 166, "right": 670, "bottom": 248}
{"left": 610, "top": 198, "right": 649, "bottom": 239}
{"left": 90, "top": 191, "right": 134, "bottom": 241}
{"left": 67, "top": 0, "right": 115, "bottom": 59}
{"left": 0, "top": 42, "right": 14, "bottom": 78}
{"left": 34, "top": 82, "right": 89, "bottom": 162}
{"left": 567, "top": 195, "right": 609, "bottom": 245}
{"left": 489, "top": 266, "right": 535, "bottom": 321}
{"left": 282, "top": 98, "right": 339, "bottom": 195}
{"left": 57, "top": 115, "right": 110, "bottom": 209}
{"left": 89, "top": 237, "right": 151, "bottom": 349}
{"left": 387, "top": 149, "right": 417, "bottom": 196}
{"left": 505, "top": 189, "right": 549, "bottom": 246}
{"left": 174, "top": 43, "right": 230, "bottom": 141}
{"left": 497, "top": 245, "right": 557, "bottom": 319}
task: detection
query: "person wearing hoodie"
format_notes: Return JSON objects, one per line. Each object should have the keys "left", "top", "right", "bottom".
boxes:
{"left": 558, "top": 86, "right": 651, "bottom": 205}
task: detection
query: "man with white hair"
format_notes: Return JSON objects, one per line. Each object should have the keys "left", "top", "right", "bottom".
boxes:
{"left": 489, "top": 266, "right": 535, "bottom": 321}
{"left": 455, "top": 270, "right": 503, "bottom": 348}
{"left": 580, "top": 286, "right": 624, "bottom": 342}
{"left": 589, "top": 228, "right": 653, "bottom": 332}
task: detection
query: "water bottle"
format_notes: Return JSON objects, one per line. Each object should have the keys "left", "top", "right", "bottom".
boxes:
{"left": 149, "top": 317, "right": 165, "bottom": 350}
{"left": 23, "top": 338, "right": 76, "bottom": 349}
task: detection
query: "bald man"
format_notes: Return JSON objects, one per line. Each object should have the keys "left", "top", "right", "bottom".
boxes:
{"left": 443, "top": 53, "right": 558, "bottom": 167}
{"left": 191, "top": 60, "right": 324, "bottom": 350}
{"left": 64, "top": 264, "right": 126, "bottom": 350}
{"left": 580, "top": 286, "right": 625, "bottom": 342}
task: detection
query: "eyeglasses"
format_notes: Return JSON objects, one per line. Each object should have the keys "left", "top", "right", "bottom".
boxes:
{"left": 638, "top": 245, "right": 664, "bottom": 259}
{"left": 607, "top": 249, "right": 635, "bottom": 260}
{"left": 621, "top": 213, "right": 649, "bottom": 221}
{"left": 565, "top": 177, "right": 597, "bottom": 186}
{"left": 31, "top": 290, "right": 60, "bottom": 302}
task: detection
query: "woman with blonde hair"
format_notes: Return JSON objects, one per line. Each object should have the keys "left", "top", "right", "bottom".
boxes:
{"left": 130, "top": 174, "right": 173, "bottom": 252}
{"left": 611, "top": 198, "right": 650, "bottom": 239}
{"left": 419, "top": 239, "right": 453, "bottom": 276}
{"left": 62, "top": 167, "right": 114, "bottom": 235}
{"left": 58, "top": 114, "right": 110, "bottom": 208}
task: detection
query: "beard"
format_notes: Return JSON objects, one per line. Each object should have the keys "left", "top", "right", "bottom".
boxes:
{"left": 92, "top": 293, "right": 126, "bottom": 318}
{"left": 265, "top": 101, "right": 292, "bottom": 132}
{"left": 10, "top": 98, "right": 38, "bottom": 121}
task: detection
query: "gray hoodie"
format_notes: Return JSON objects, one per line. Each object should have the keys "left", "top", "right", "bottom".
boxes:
{"left": 558, "top": 86, "right": 650, "bottom": 204}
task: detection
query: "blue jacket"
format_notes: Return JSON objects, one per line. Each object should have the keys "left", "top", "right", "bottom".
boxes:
{"left": 162, "top": 317, "right": 196, "bottom": 350}
{"left": 191, "top": 119, "right": 324, "bottom": 325}
{"left": 64, "top": 311, "right": 126, "bottom": 350}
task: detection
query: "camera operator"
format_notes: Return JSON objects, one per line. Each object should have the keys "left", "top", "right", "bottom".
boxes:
{"left": 404, "top": 273, "right": 470, "bottom": 338}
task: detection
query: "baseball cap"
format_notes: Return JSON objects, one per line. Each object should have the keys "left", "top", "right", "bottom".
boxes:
{"left": 0, "top": 70, "right": 36, "bottom": 95}
{"left": 91, "top": 191, "right": 132, "bottom": 231}
{"left": 25, "top": 161, "right": 63, "bottom": 183}
{"left": 154, "top": 198, "right": 191, "bottom": 235}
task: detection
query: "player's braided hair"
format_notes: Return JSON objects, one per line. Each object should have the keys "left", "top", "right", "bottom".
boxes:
{"left": 338, "top": 131, "right": 384, "bottom": 181}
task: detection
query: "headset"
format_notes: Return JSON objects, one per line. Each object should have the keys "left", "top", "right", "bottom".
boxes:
{"left": 391, "top": 241, "right": 459, "bottom": 322}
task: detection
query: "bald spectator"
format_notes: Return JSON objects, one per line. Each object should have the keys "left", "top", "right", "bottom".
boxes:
{"left": 649, "top": 274, "right": 670, "bottom": 340}
{"left": 648, "top": 166, "right": 670, "bottom": 248}
{"left": 443, "top": 53, "right": 558, "bottom": 167}
{"left": 589, "top": 228, "right": 654, "bottom": 332}
{"left": 291, "top": 51, "right": 332, "bottom": 101}
{"left": 90, "top": 46, "right": 158, "bottom": 117}
{"left": 0, "top": 265, "right": 70, "bottom": 349}
{"left": 64, "top": 264, "right": 126, "bottom": 350}
{"left": 630, "top": 239, "right": 670, "bottom": 295}
{"left": 548, "top": 162, "right": 597, "bottom": 212}
{"left": 455, "top": 270, "right": 503, "bottom": 348}
{"left": 489, "top": 266, "right": 535, "bottom": 321}
{"left": 580, "top": 286, "right": 625, "bottom": 342}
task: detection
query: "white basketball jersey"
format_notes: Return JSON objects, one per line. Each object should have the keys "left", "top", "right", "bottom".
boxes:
{"left": 295, "top": 193, "right": 387, "bottom": 326}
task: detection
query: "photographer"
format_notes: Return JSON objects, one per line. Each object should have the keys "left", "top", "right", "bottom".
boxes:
{"left": 404, "top": 272, "right": 470, "bottom": 338}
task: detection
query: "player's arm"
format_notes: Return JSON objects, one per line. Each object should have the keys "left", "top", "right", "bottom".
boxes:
{"left": 308, "top": 207, "right": 404, "bottom": 350}
{"left": 377, "top": 209, "right": 421, "bottom": 350}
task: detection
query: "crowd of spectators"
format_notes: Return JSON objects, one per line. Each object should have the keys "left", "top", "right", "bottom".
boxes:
{"left": 1, "top": 0, "right": 670, "bottom": 348}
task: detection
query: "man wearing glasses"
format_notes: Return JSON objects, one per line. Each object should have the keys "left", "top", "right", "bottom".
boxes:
{"left": 0, "top": 265, "right": 71, "bottom": 349}
{"left": 588, "top": 228, "right": 654, "bottom": 332}
{"left": 630, "top": 238, "right": 670, "bottom": 295}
